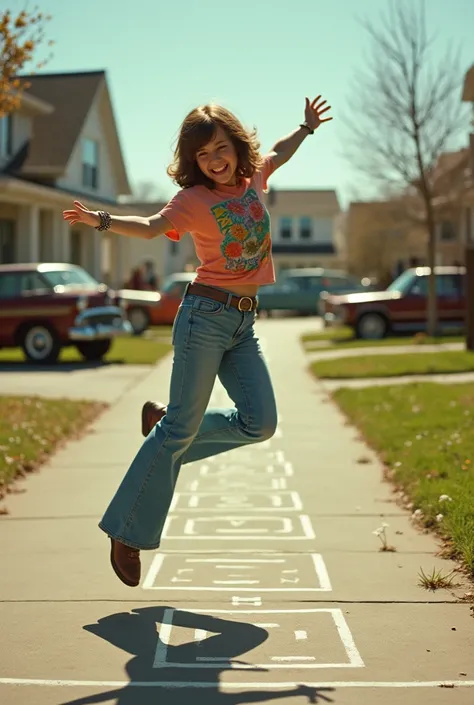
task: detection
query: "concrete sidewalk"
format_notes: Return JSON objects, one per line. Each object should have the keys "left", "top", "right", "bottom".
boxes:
{"left": 1, "top": 317, "right": 473, "bottom": 704}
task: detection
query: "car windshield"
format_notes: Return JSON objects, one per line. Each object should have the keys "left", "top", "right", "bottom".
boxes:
{"left": 41, "top": 268, "right": 100, "bottom": 289}
{"left": 386, "top": 270, "right": 416, "bottom": 294}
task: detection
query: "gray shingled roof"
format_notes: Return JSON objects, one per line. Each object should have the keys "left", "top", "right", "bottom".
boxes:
{"left": 18, "top": 71, "right": 104, "bottom": 172}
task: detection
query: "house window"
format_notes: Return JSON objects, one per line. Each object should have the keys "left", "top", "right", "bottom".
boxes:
{"left": 440, "top": 220, "right": 457, "bottom": 241}
{"left": 0, "top": 115, "right": 13, "bottom": 158}
{"left": 82, "top": 138, "right": 99, "bottom": 189}
{"left": 299, "top": 216, "right": 312, "bottom": 239}
{"left": 279, "top": 217, "right": 292, "bottom": 239}
{"left": 0, "top": 219, "right": 15, "bottom": 263}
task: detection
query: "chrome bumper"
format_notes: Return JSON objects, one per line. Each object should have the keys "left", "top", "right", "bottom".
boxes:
{"left": 68, "top": 306, "right": 133, "bottom": 341}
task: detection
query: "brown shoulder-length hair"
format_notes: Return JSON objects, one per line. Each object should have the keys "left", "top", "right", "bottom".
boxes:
{"left": 167, "top": 104, "right": 264, "bottom": 189}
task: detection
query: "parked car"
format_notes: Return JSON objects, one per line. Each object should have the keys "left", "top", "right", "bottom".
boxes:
{"left": 256, "top": 268, "right": 372, "bottom": 316}
{"left": 149, "top": 272, "right": 196, "bottom": 325}
{"left": 0, "top": 262, "right": 134, "bottom": 363}
{"left": 119, "top": 287, "right": 161, "bottom": 334}
{"left": 323, "top": 266, "right": 466, "bottom": 339}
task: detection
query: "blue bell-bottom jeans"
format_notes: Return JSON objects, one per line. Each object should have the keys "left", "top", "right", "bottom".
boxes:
{"left": 99, "top": 291, "right": 278, "bottom": 549}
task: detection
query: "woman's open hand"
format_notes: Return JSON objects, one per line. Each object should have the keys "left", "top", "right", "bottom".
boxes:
{"left": 63, "top": 201, "right": 100, "bottom": 228}
{"left": 304, "top": 95, "right": 332, "bottom": 131}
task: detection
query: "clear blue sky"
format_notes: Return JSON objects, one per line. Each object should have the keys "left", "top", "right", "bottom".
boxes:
{"left": 16, "top": 0, "right": 474, "bottom": 206}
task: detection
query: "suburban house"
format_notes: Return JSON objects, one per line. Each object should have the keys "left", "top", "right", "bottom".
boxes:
{"left": 0, "top": 70, "right": 166, "bottom": 288}
{"left": 343, "top": 153, "right": 473, "bottom": 283}
{"left": 263, "top": 187, "right": 342, "bottom": 277}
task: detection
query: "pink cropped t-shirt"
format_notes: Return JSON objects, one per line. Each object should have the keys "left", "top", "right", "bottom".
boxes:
{"left": 158, "top": 155, "right": 276, "bottom": 287}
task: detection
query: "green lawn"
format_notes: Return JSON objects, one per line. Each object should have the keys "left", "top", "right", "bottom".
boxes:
{"left": 311, "top": 351, "right": 474, "bottom": 379}
{"left": 334, "top": 383, "right": 474, "bottom": 575}
{"left": 0, "top": 336, "right": 172, "bottom": 366}
{"left": 301, "top": 327, "right": 464, "bottom": 350}
{"left": 0, "top": 396, "right": 106, "bottom": 505}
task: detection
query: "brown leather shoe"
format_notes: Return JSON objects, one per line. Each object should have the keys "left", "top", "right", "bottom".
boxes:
{"left": 141, "top": 401, "right": 167, "bottom": 436}
{"left": 109, "top": 538, "right": 141, "bottom": 587}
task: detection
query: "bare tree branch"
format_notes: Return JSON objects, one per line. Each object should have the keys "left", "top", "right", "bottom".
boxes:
{"left": 341, "top": 0, "right": 470, "bottom": 334}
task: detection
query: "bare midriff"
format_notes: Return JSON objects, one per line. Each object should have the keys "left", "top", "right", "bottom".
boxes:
{"left": 222, "top": 283, "right": 259, "bottom": 297}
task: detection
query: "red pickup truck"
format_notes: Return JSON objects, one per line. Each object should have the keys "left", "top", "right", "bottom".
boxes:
{"left": 322, "top": 266, "right": 466, "bottom": 339}
{"left": 0, "top": 262, "right": 134, "bottom": 363}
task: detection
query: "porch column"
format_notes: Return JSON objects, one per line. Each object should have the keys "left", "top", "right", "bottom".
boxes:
{"left": 17, "top": 204, "right": 39, "bottom": 261}
{"left": 89, "top": 230, "right": 102, "bottom": 280}
{"left": 52, "top": 210, "right": 70, "bottom": 262}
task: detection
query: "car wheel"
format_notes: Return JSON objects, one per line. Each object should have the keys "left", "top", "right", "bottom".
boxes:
{"left": 128, "top": 307, "right": 150, "bottom": 335}
{"left": 21, "top": 324, "right": 61, "bottom": 364}
{"left": 356, "top": 313, "right": 388, "bottom": 340}
{"left": 76, "top": 340, "right": 112, "bottom": 361}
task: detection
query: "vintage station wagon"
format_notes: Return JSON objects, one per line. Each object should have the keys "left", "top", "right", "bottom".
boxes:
{"left": 0, "top": 262, "right": 134, "bottom": 363}
{"left": 322, "top": 266, "right": 466, "bottom": 339}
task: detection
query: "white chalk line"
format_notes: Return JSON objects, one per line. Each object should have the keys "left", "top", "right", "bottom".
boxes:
{"left": 150, "top": 608, "right": 364, "bottom": 670}
{"left": 162, "top": 515, "right": 315, "bottom": 540}
{"left": 1, "top": 678, "right": 474, "bottom": 689}
{"left": 142, "top": 552, "right": 332, "bottom": 592}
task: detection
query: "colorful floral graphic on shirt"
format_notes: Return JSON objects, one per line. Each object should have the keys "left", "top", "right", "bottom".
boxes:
{"left": 210, "top": 188, "right": 271, "bottom": 273}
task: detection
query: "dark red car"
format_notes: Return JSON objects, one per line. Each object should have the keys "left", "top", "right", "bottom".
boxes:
{"left": 0, "top": 262, "right": 133, "bottom": 363}
{"left": 322, "top": 266, "right": 466, "bottom": 339}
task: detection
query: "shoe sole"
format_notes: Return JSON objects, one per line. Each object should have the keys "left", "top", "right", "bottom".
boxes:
{"left": 109, "top": 538, "right": 140, "bottom": 587}
{"left": 141, "top": 401, "right": 165, "bottom": 437}
{"left": 141, "top": 402, "right": 154, "bottom": 437}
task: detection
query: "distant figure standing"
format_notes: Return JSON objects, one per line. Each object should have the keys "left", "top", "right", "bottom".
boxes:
{"left": 143, "top": 259, "right": 159, "bottom": 290}
{"left": 125, "top": 265, "right": 146, "bottom": 290}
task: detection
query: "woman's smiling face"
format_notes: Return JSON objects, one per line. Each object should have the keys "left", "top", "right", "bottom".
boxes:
{"left": 195, "top": 126, "right": 238, "bottom": 186}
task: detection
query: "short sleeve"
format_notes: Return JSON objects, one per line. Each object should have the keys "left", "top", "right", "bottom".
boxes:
{"left": 254, "top": 154, "right": 276, "bottom": 193}
{"left": 158, "top": 190, "right": 194, "bottom": 241}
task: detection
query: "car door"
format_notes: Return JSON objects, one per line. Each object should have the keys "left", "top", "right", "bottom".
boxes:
{"left": 275, "top": 276, "right": 306, "bottom": 310}
{"left": 0, "top": 272, "right": 22, "bottom": 344}
{"left": 437, "top": 274, "right": 465, "bottom": 329}
{"left": 395, "top": 274, "right": 428, "bottom": 329}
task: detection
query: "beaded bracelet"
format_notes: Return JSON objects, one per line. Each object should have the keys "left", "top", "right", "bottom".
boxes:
{"left": 299, "top": 122, "right": 314, "bottom": 135}
{"left": 95, "top": 211, "right": 112, "bottom": 231}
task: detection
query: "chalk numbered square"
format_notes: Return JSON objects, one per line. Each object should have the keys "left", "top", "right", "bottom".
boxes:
{"left": 143, "top": 553, "right": 331, "bottom": 592}
{"left": 184, "top": 476, "right": 288, "bottom": 492}
{"left": 162, "top": 515, "right": 315, "bottom": 540}
{"left": 153, "top": 608, "right": 364, "bottom": 669}
{"left": 199, "top": 463, "right": 293, "bottom": 478}
{"left": 170, "top": 491, "right": 302, "bottom": 512}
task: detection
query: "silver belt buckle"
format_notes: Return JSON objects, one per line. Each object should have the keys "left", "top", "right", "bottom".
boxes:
{"left": 237, "top": 296, "right": 254, "bottom": 312}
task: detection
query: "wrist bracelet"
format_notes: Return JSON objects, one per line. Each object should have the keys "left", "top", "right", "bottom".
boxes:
{"left": 95, "top": 211, "right": 112, "bottom": 231}
{"left": 299, "top": 122, "right": 314, "bottom": 135}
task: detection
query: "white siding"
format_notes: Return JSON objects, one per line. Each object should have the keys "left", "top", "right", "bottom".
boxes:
{"left": 57, "top": 89, "right": 118, "bottom": 200}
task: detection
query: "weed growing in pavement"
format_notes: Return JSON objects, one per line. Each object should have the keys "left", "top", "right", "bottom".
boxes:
{"left": 417, "top": 566, "right": 458, "bottom": 591}
{"left": 372, "top": 522, "right": 396, "bottom": 552}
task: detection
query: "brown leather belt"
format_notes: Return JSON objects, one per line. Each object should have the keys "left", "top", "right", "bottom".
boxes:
{"left": 186, "top": 283, "right": 257, "bottom": 312}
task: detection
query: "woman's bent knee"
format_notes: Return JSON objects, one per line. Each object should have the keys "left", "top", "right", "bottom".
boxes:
{"left": 251, "top": 406, "right": 278, "bottom": 442}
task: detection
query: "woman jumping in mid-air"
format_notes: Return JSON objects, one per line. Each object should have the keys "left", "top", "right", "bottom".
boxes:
{"left": 63, "top": 95, "right": 332, "bottom": 587}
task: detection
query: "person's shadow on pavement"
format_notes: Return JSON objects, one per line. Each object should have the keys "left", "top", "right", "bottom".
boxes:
{"left": 59, "top": 606, "right": 335, "bottom": 704}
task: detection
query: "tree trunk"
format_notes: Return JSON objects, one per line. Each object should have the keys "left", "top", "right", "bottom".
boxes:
{"left": 426, "top": 219, "right": 437, "bottom": 337}
{"left": 465, "top": 245, "right": 474, "bottom": 351}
